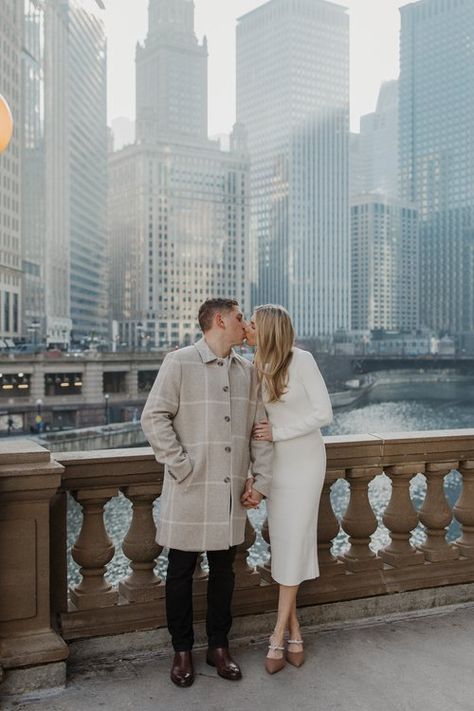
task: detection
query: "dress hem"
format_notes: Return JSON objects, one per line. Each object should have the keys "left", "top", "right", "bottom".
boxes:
{"left": 271, "top": 571, "right": 320, "bottom": 586}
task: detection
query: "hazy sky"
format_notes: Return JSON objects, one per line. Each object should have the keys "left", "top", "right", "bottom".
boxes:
{"left": 104, "top": 0, "right": 407, "bottom": 134}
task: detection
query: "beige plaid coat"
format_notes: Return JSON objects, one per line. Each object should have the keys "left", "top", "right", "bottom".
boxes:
{"left": 141, "top": 338, "right": 273, "bottom": 551}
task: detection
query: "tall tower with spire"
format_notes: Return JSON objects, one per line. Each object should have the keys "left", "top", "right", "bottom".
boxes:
{"left": 108, "top": 0, "right": 250, "bottom": 349}
{"left": 136, "top": 0, "right": 208, "bottom": 143}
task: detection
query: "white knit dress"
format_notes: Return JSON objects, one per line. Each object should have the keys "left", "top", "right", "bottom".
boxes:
{"left": 264, "top": 348, "right": 333, "bottom": 586}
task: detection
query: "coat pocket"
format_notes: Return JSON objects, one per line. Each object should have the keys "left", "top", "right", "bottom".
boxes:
{"left": 167, "top": 454, "right": 194, "bottom": 484}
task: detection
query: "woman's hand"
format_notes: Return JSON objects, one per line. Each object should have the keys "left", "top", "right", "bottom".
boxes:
{"left": 252, "top": 418, "right": 273, "bottom": 442}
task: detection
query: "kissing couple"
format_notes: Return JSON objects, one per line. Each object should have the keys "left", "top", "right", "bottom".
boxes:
{"left": 141, "top": 297, "right": 332, "bottom": 686}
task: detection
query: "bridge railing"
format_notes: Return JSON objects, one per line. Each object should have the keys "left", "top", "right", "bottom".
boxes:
{"left": 1, "top": 430, "right": 474, "bottom": 683}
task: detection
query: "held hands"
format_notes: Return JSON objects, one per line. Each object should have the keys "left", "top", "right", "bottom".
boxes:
{"left": 240, "top": 477, "right": 263, "bottom": 509}
{"left": 252, "top": 418, "right": 273, "bottom": 442}
{"left": 240, "top": 419, "right": 273, "bottom": 509}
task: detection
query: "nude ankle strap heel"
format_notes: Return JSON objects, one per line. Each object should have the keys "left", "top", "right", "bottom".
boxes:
{"left": 265, "top": 638, "right": 286, "bottom": 675}
{"left": 286, "top": 639, "right": 305, "bottom": 667}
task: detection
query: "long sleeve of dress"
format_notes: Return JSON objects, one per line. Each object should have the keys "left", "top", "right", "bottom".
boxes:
{"left": 140, "top": 352, "right": 193, "bottom": 483}
{"left": 272, "top": 351, "right": 333, "bottom": 442}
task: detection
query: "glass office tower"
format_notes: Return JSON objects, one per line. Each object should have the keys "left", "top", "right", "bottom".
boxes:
{"left": 399, "top": 0, "right": 474, "bottom": 333}
{"left": 237, "top": 0, "right": 350, "bottom": 337}
{"left": 0, "top": 0, "right": 22, "bottom": 340}
{"left": 68, "top": 0, "right": 108, "bottom": 343}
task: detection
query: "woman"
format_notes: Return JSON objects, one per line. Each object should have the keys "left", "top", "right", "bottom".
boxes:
{"left": 243, "top": 304, "right": 333, "bottom": 674}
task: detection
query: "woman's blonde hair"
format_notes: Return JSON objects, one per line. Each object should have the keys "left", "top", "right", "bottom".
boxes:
{"left": 254, "top": 304, "right": 294, "bottom": 402}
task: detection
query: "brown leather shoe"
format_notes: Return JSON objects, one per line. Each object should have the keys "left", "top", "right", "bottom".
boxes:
{"left": 170, "top": 651, "right": 194, "bottom": 688}
{"left": 206, "top": 646, "right": 242, "bottom": 681}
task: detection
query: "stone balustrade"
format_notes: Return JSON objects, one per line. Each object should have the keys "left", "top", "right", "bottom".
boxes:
{"left": 1, "top": 429, "right": 474, "bottom": 694}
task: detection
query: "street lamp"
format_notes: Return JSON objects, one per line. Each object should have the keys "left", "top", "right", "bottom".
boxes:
{"left": 104, "top": 393, "right": 110, "bottom": 425}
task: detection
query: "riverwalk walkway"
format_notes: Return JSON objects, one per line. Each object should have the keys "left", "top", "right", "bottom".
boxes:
{"left": 7, "top": 601, "right": 474, "bottom": 711}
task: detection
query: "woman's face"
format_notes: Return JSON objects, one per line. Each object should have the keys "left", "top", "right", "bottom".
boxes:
{"left": 244, "top": 313, "right": 257, "bottom": 347}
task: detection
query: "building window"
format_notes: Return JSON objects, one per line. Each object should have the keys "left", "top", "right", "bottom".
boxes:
{"left": 12, "top": 293, "right": 18, "bottom": 333}
{"left": 4, "top": 292, "right": 10, "bottom": 332}
{"left": 45, "top": 373, "right": 83, "bottom": 396}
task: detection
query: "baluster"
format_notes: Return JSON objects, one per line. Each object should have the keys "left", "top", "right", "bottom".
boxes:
{"left": 381, "top": 464, "right": 424, "bottom": 567}
{"left": 119, "top": 484, "right": 164, "bottom": 602}
{"left": 258, "top": 513, "right": 273, "bottom": 583}
{"left": 318, "top": 470, "right": 346, "bottom": 576}
{"left": 70, "top": 488, "right": 119, "bottom": 610}
{"left": 341, "top": 467, "right": 384, "bottom": 571}
{"left": 234, "top": 517, "right": 260, "bottom": 588}
{"left": 193, "top": 552, "right": 208, "bottom": 595}
{"left": 418, "top": 462, "right": 459, "bottom": 562}
{"left": 454, "top": 460, "right": 474, "bottom": 557}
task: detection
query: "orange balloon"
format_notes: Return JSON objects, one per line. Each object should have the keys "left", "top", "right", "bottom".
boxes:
{"left": 0, "top": 94, "right": 14, "bottom": 154}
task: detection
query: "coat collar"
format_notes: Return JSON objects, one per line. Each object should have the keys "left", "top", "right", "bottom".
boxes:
{"left": 194, "top": 337, "right": 238, "bottom": 364}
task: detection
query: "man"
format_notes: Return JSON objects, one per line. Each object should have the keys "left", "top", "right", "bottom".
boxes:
{"left": 141, "top": 298, "right": 272, "bottom": 688}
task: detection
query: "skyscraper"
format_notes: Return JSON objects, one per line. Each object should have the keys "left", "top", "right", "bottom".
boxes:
{"left": 135, "top": 0, "right": 208, "bottom": 144}
{"left": 21, "top": 0, "right": 71, "bottom": 347}
{"left": 20, "top": 0, "right": 106, "bottom": 347}
{"left": 399, "top": 0, "right": 474, "bottom": 333}
{"left": 21, "top": 1, "right": 44, "bottom": 336}
{"left": 355, "top": 80, "right": 399, "bottom": 200}
{"left": 68, "top": 0, "right": 108, "bottom": 344}
{"left": 237, "top": 0, "right": 350, "bottom": 337}
{"left": 0, "top": 0, "right": 22, "bottom": 341}
{"left": 43, "top": 0, "right": 71, "bottom": 346}
{"left": 108, "top": 0, "right": 249, "bottom": 348}
{"left": 351, "top": 194, "right": 418, "bottom": 332}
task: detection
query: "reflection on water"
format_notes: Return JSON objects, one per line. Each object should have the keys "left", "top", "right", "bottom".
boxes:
{"left": 67, "top": 380, "right": 473, "bottom": 586}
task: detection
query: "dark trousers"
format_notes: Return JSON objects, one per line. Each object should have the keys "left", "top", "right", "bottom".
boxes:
{"left": 166, "top": 546, "right": 238, "bottom": 652}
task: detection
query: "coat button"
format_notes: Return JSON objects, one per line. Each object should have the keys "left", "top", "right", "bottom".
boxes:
{"left": 224, "top": 476, "right": 230, "bottom": 483}
{"left": 225, "top": 446, "right": 231, "bottom": 453}
{"left": 223, "top": 386, "right": 229, "bottom": 392}
{"left": 217, "top": 360, "right": 224, "bottom": 366}
{"left": 224, "top": 416, "right": 230, "bottom": 422}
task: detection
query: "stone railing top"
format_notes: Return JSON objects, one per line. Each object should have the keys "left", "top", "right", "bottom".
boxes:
{"left": 0, "top": 439, "right": 63, "bottom": 497}
{"left": 49, "top": 430, "right": 474, "bottom": 491}
{"left": 55, "top": 447, "right": 161, "bottom": 490}
{"left": 325, "top": 429, "right": 474, "bottom": 467}
{"left": 0, "top": 438, "right": 52, "bottom": 466}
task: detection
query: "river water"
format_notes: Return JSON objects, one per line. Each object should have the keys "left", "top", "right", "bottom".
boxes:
{"left": 67, "top": 379, "right": 474, "bottom": 586}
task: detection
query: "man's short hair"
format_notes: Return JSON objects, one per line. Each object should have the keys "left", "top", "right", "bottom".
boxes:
{"left": 198, "top": 298, "right": 239, "bottom": 332}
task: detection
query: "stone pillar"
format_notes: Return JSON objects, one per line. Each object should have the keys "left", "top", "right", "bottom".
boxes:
{"left": 126, "top": 364, "right": 139, "bottom": 399}
{"left": 341, "top": 467, "right": 384, "bottom": 572}
{"left": 418, "top": 462, "right": 459, "bottom": 562}
{"left": 82, "top": 356, "right": 103, "bottom": 404}
{"left": 119, "top": 484, "right": 163, "bottom": 602}
{"left": 454, "top": 460, "right": 474, "bottom": 558}
{"left": 0, "top": 440, "right": 68, "bottom": 693}
{"left": 381, "top": 464, "right": 424, "bottom": 568}
{"left": 69, "top": 488, "right": 119, "bottom": 610}
{"left": 29, "top": 362, "right": 45, "bottom": 402}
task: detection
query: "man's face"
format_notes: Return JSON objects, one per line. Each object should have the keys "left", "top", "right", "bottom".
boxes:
{"left": 222, "top": 306, "right": 246, "bottom": 346}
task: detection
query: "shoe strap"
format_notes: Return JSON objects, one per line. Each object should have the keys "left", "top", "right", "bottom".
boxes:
{"left": 268, "top": 643, "right": 285, "bottom": 651}
{"left": 287, "top": 639, "right": 304, "bottom": 645}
